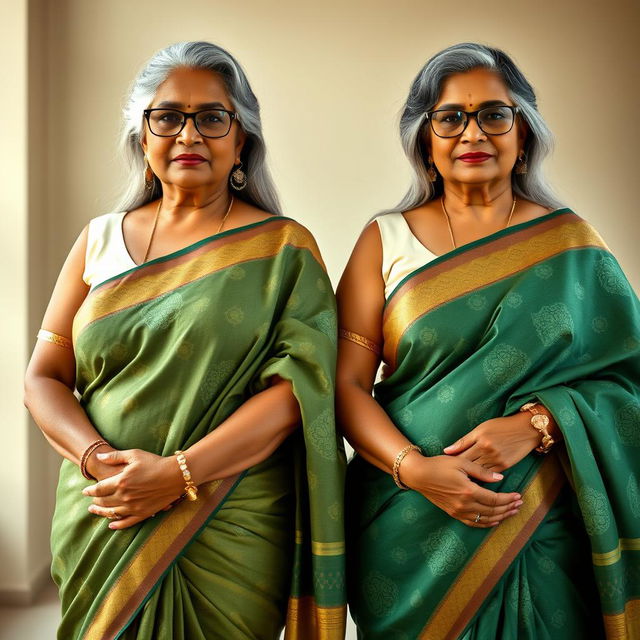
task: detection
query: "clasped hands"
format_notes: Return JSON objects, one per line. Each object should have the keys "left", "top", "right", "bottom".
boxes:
{"left": 82, "top": 448, "right": 185, "bottom": 530}
{"left": 401, "top": 412, "right": 541, "bottom": 528}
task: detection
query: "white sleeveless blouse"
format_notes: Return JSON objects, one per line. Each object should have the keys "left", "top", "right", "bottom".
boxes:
{"left": 83, "top": 212, "right": 137, "bottom": 289}
{"left": 375, "top": 213, "right": 439, "bottom": 299}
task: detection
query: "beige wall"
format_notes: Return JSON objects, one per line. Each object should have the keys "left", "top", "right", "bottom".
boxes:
{"left": 0, "top": 0, "right": 58, "bottom": 603}
{"left": 2, "top": 0, "right": 638, "bottom": 614}
{"left": 44, "top": 0, "right": 640, "bottom": 289}
{"left": 0, "top": 0, "right": 30, "bottom": 600}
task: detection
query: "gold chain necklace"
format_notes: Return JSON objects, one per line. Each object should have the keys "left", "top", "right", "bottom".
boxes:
{"left": 441, "top": 196, "right": 516, "bottom": 250}
{"left": 142, "top": 195, "right": 234, "bottom": 264}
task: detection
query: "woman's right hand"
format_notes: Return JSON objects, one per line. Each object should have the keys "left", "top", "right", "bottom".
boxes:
{"left": 401, "top": 452, "right": 523, "bottom": 528}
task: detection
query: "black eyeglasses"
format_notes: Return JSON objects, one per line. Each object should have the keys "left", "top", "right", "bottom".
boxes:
{"left": 143, "top": 108, "right": 237, "bottom": 138}
{"left": 425, "top": 106, "right": 519, "bottom": 138}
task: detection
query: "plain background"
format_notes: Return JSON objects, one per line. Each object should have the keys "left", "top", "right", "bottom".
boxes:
{"left": 1, "top": 1, "right": 638, "bottom": 637}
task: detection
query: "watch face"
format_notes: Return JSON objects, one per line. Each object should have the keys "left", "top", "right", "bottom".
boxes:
{"left": 531, "top": 414, "right": 550, "bottom": 429}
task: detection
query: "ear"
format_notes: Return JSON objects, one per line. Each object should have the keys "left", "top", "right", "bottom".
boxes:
{"left": 234, "top": 127, "right": 246, "bottom": 164}
{"left": 419, "top": 133, "right": 431, "bottom": 168}
{"left": 516, "top": 116, "right": 529, "bottom": 147}
{"left": 422, "top": 116, "right": 432, "bottom": 150}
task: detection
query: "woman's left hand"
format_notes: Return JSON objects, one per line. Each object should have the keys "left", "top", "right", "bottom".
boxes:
{"left": 443, "top": 413, "right": 541, "bottom": 473}
{"left": 82, "top": 449, "right": 185, "bottom": 529}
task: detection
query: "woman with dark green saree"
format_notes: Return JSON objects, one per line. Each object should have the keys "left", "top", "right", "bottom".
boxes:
{"left": 24, "top": 41, "right": 346, "bottom": 639}
{"left": 337, "top": 43, "right": 639, "bottom": 639}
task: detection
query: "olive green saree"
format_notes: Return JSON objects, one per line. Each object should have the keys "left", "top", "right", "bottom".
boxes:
{"left": 347, "top": 209, "right": 640, "bottom": 639}
{"left": 52, "top": 217, "right": 347, "bottom": 639}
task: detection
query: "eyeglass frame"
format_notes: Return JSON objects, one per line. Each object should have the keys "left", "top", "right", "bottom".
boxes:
{"left": 142, "top": 107, "right": 238, "bottom": 139}
{"left": 424, "top": 105, "right": 519, "bottom": 138}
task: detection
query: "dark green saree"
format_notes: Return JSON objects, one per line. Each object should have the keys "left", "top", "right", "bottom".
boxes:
{"left": 51, "top": 217, "right": 347, "bottom": 639}
{"left": 346, "top": 209, "right": 640, "bottom": 639}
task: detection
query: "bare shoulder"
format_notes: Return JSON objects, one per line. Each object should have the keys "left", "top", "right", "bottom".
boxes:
{"left": 120, "top": 200, "right": 157, "bottom": 234}
{"left": 401, "top": 201, "right": 443, "bottom": 234}
{"left": 337, "top": 222, "right": 383, "bottom": 306}
{"left": 337, "top": 221, "right": 385, "bottom": 348}
{"left": 402, "top": 200, "right": 442, "bottom": 223}
{"left": 343, "top": 220, "right": 383, "bottom": 275}
{"left": 231, "top": 200, "right": 278, "bottom": 226}
{"left": 512, "top": 200, "right": 558, "bottom": 224}
{"left": 40, "top": 225, "right": 91, "bottom": 340}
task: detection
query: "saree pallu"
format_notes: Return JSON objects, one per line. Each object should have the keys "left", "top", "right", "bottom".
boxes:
{"left": 346, "top": 209, "right": 640, "bottom": 639}
{"left": 51, "top": 217, "right": 347, "bottom": 639}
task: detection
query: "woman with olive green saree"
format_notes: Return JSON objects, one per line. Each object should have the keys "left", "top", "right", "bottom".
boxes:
{"left": 51, "top": 217, "right": 347, "bottom": 639}
{"left": 346, "top": 209, "right": 640, "bottom": 639}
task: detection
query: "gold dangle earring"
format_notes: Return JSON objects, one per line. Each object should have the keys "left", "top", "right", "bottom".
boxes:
{"left": 144, "top": 155, "right": 155, "bottom": 190}
{"left": 427, "top": 157, "right": 438, "bottom": 182}
{"left": 515, "top": 150, "right": 528, "bottom": 175}
{"left": 230, "top": 161, "right": 248, "bottom": 191}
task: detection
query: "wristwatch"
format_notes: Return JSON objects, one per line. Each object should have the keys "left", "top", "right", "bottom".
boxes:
{"left": 519, "top": 402, "right": 555, "bottom": 453}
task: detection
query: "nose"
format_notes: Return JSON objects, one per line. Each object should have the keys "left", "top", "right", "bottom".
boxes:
{"left": 460, "top": 115, "right": 486, "bottom": 143}
{"left": 176, "top": 116, "right": 203, "bottom": 145}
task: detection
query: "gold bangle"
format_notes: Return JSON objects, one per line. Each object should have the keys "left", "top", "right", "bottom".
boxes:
{"left": 392, "top": 444, "right": 422, "bottom": 490}
{"left": 520, "top": 402, "right": 555, "bottom": 453}
{"left": 37, "top": 329, "right": 72, "bottom": 349}
{"left": 80, "top": 439, "right": 109, "bottom": 480}
{"left": 174, "top": 450, "right": 198, "bottom": 501}
{"left": 339, "top": 328, "right": 382, "bottom": 356}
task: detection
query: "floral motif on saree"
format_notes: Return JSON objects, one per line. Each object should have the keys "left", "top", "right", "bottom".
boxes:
{"left": 52, "top": 217, "right": 347, "bottom": 639}
{"left": 347, "top": 209, "right": 640, "bottom": 639}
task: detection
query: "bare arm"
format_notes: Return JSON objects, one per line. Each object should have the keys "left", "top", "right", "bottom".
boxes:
{"left": 336, "top": 222, "right": 522, "bottom": 528}
{"left": 24, "top": 227, "right": 124, "bottom": 480}
{"left": 186, "top": 377, "right": 300, "bottom": 482}
{"left": 336, "top": 222, "right": 416, "bottom": 473}
{"left": 28, "top": 226, "right": 303, "bottom": 529}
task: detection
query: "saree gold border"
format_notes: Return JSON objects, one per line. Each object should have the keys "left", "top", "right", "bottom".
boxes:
{"left": 311, "top": 541, "right": 346, "bottom": 556}
{"left": 74, "top": 223, "right": 322, "bottom": 336}
{"left": 82, "top": 479, "right": 223, "bottom": 640}
{"left": 284, "top": 596, "right": 346, "bottom": 640}
{"left": 593, "top": 538, "right": 640, "bottom": 566}
{"left": 419, "top": 454, "right": 565, "bottom": 640}
{"left": 602, "top": 599, "right": 640, "bottom": 640}
{"left": 295, "top": 530, "right": 346, "bottom": 555}
{"left": 383, "top": 220, "right": 607, "bottom": 367}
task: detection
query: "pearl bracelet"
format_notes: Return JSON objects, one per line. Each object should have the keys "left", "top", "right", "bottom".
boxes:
{"left": 174, "top": 450, "right": 198, "bottom": 501}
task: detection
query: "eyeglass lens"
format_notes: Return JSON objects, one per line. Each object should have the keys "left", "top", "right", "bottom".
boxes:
{"left": 147, "top": 109, "right": 232, "bottom": 138}
{"left": 431, "top": 107, "right": 515, "bottom": 137}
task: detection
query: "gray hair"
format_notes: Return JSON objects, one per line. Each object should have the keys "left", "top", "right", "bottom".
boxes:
{"left": 115, "top": 41, "right": 282, "bottom": 215}
{"left": 387, "top": 42, "right": 562, "bottom": 214}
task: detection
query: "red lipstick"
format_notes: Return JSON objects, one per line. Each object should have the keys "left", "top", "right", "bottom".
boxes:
{"left": 173, "top": 154, "right": 206, "bottom": 165}
{"left": 458, "top": 152, "right": 492, "bottom": 163}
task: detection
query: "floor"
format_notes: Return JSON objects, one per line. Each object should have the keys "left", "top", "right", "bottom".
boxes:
{"left": 0, "top": 581, "right": 357, "bottom": 639}
{"left": 0, "top": 581, "right": 60, "bottom": 640}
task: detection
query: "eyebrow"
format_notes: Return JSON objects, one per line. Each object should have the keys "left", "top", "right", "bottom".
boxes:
{"left": 155, "top": 101, "right": 228, "bottom": 110}
{"left": 435, "top": 100, "right": 511, "bottom": 110}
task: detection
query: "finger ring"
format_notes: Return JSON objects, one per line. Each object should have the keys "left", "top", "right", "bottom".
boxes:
{"left": 109, "top": 509, "right": 119, "bottom": 520}
{"left": 474, "top": 513, "right": 482, "bottom": 523}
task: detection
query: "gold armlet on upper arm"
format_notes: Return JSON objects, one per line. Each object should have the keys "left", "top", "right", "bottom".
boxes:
{"left": 37, "top": 329, "right": 72, "bottom": 349}
{"left": 339, "top": 328, "right": 382, "bottom": 356}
